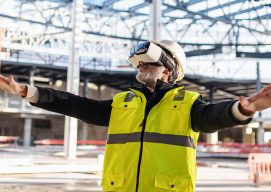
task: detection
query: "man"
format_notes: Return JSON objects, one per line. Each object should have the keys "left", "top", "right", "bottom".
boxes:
{"left": 0, "top": 40, "right": 271, "bottom": 192}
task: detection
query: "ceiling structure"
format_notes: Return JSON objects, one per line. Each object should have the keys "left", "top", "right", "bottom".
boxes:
{"left": 0, "top": 0, "right": 270, "bottom": 102}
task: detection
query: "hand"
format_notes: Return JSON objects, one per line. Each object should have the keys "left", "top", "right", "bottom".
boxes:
{"left": 0, "top": 74, "right": 27, "bottom": 97}
{"left": 239, "top": 84, "right": 271, "bottom": 116}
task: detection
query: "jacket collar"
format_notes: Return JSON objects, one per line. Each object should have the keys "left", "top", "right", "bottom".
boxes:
{"left": 133, "top": 79, "right": 179, "bottom": 100}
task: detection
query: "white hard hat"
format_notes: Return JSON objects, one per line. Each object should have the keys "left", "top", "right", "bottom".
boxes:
{"left": 153, "top": 40, "right": 186, "bottom": 81}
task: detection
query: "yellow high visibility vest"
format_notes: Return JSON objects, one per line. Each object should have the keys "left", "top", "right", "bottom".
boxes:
{"left": 102, "top": 87, "right": 200, "bottom": 192}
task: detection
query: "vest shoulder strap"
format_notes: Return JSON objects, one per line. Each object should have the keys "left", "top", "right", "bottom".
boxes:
{"left": 173, "top": 89, "right": 185, "bottom": 101}
{"left": 124, "top": 91, "right": 136, "bottom": 102}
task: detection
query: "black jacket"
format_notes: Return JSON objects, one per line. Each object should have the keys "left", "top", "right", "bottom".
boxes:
{"left": 31, "top": 80, "right": 251, "bottom": 133}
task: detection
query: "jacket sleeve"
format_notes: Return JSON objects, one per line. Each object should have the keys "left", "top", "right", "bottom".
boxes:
{"left": 191, "top": 97, "right": 252, "bottom": 133}
{"left": 30, "top": 87, "right": 113, "bottom": 126}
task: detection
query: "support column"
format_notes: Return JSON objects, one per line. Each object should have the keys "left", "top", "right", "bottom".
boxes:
{"left": 80, "top": 78, "right": 89, "bottom": 140}
{"left": 64, "top": 0, "right": 84, "bottom": 159}
{"left": 256, "top": 61, "right": 264, "bottom": 144}
{"left": 150, "top": 0, "right": 161, "bottom": 41}
{"left": 0, "top": 28, "right": 3, "bottom": 69}
{"left": 206, "top": 86, "right": 218, "bottom": 144}
{"left": 23, "top": 118, "right": 32, "bottom": 147}
{"left": 22, "top": 70, "right": 35, "bottom": 109}
{"left": 23, "top": 70, "right": 35, "bottom": 147}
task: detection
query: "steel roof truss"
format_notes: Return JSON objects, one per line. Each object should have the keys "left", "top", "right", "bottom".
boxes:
{"left": 163, "top": 2, "right": 270, "bottom": 36}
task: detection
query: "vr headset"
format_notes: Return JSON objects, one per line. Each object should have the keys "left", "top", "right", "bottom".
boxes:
{"left": 128, "top": 41, "right": 178, "bottom": 79}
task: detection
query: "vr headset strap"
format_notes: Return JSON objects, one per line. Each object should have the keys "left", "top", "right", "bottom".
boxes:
{"left": 159, "top": 53, "right": 178, "bottom": 80}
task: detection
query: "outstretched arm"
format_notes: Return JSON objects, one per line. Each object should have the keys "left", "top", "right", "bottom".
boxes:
{"left": 0, "top": 74, "right": 113, "bottom": 126}
{"left": 191, "top": 84, "right": 271, "bottom": 133}
{"left": 31, "top": 86, "right": 112, "bottom": 126}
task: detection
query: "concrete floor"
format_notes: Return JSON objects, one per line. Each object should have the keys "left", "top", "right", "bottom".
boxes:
{"left": 0, "top": 168, "right": 271, "bottom": 192}
{"left": 0, "top": 146, "right": 270, "bottom": 192}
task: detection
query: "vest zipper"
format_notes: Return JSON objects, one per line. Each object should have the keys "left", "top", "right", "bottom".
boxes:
{"left": 135, "top": 91, "right": 156, "bottom": 192}
{"left": 135, "top": 117, "right": 146, "bottom": 192}
{"left": 134, "top": 87, "right": 161, "bottom": 192}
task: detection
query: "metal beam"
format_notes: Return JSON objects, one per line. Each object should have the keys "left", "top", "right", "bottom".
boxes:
{"left": 64, "top": 0, "right": 83, "bottom": 160}
{"left": 42, "top": 0, "right": 72, "bottom": 2}
{"left": 252, "top": 13, "right": 271, "bottom": 20}
{"left": 198, "top": 0, "right": 245, "bottom": 14}
{"left": 129, "top": 2, "right": 150, "bottom": 12}
{"left": 256, "top": 61, "right": 264, "bottom": 144}
{"left": 184, "top": 0, "right": 206, "bottom": 6}
{"left": 217, "top": 5, "right": 264, "bottom": 19}
{"left": 86, "top": 3, "right": 148, "bottom": 16}
{"left": 150, "top": 0, "right": 161, "bottom": 40}
{"left": 236, "top": 51, "right": 271, "bottom": 59}
{"left": 163, "top": 0, "right": 206, "bottom": 14}
{"left": 103, "top": 0, "right": 120, "bottom": 7}
{"left": 162, "top": 7, "right": 174, "bottom": 15}
{"left": 186, "top": 46, "right": 222, "bottom": 57}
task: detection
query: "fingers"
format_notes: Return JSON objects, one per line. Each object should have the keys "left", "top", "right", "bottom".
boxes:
{"left": 9, "top": 75, "right": 16, "bottom": 86}
{"left": 240, "top": 96, "right": 250, "bottom": 106}
{"left": 261, "top": 84, "right": 271, "bottom": 94}
{"left": 0, "top": 74, "right": 9, "bottom": 84}
{"left": 0, "top": 75, "right": 16, "bottom": 93}
{"left": 239, "top": 96, "right": 256, "bottom": 115}
{"left": 249, "top": 84, "right": 271, "bottom": 102}
{"left": 8, "top": 75, "right": 13, "bottom": 86}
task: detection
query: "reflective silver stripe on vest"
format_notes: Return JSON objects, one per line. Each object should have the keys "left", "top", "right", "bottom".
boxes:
{"left": 107, "top": 132, "right": 195, "bottom": 149}
{"left": 143, "top": 132, "right": 195, "bottom": 149}
{"left": 107, "top": 132, "right": 141, "bottom": 144}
